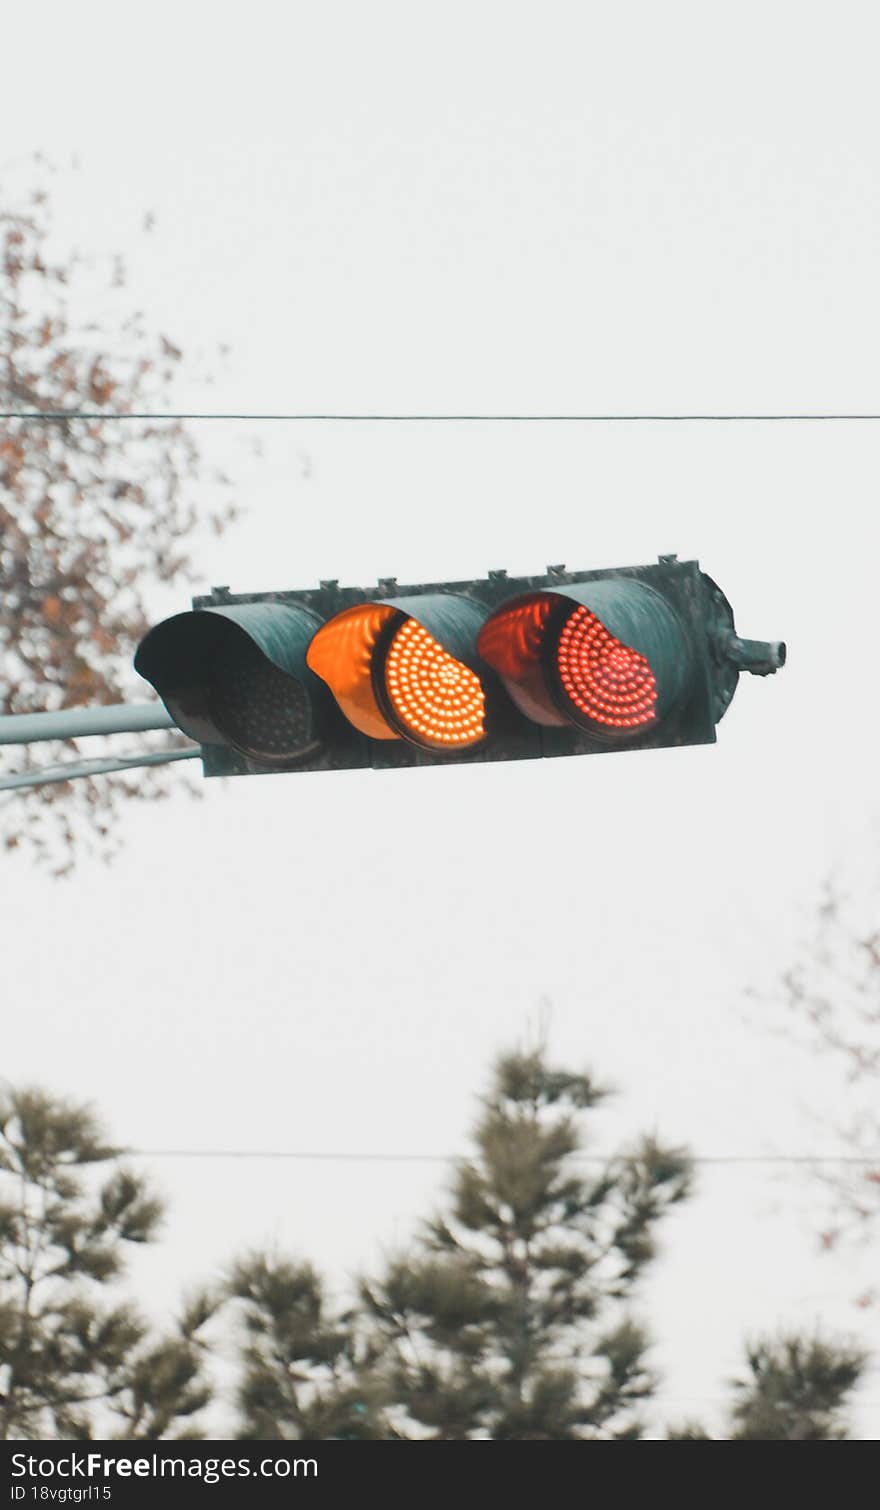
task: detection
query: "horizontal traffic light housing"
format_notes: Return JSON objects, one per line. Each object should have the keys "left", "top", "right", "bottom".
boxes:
{"left": 133, "top": 557, "right": 785, "bottom": 778}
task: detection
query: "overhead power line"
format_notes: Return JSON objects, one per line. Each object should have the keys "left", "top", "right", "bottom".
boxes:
{"left": 4, "top": 411, "right": 880, "bottom": 424}
{"left": 128, "top": 1149, "right": 880, "bottom": 1166}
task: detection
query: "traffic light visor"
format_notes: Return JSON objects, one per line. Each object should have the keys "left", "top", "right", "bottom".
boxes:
{"left": 304, "top": 602, "right": 400, "bottom": 739}
{"left": 134, "top": 603, "right": 324, "bottom": 762}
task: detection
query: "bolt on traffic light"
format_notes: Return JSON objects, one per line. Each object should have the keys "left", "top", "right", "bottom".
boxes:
{"left": 133, "top": 556, "right": 785, "bottom": 778}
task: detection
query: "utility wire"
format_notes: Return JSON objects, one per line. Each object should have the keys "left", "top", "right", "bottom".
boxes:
{"left": 127, "top": 1149, "right": 880, "bottom": 1165}
{"left": 5, "top": 411, "right": 880, "bottom": 423}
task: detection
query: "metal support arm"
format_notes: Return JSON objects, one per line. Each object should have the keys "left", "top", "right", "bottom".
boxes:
{"left": 0, "top": 702, "right": 176, "bottom": 746}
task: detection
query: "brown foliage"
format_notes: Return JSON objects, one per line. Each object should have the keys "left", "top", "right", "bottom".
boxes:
{"left": 762, "top": 870, "right": 880, "bottom": 1291}
{"left": 0, "top": 170, "right": 236, "bottom": 873}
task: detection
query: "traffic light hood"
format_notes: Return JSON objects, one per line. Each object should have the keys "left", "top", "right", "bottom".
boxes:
{"left": 134, "top": 602, "right": 327, "bottom": 762}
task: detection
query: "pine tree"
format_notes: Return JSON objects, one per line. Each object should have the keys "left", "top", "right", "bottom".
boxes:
{"left": 669, "top": 1334, "right": 866, "bottom": 1440}
{"left": 731, "top": 1335, "right": 866, "bottom": 1440}
{"left": 359, "top": 1047, "right": 691, "bottom": 1439}
{"left": 0, "top": 1086, "right": 215, "bottom": 1439}
{"left": 226, "top": 1255, "right": 388, "bottom": 1440}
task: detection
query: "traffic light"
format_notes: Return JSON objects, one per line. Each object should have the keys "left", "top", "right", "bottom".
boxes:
{"left": 133, "top": 556, "right": 785, "bottom": 778}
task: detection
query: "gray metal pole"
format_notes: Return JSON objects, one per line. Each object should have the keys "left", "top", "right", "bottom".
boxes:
{"left": 0, "top": 702, "right": 176, "bottom": 746}
{"left": 0, "top": 746, "right": 199, "bottom": 792}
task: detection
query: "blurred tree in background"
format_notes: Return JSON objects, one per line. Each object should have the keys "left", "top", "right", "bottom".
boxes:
{"left": 0, "top": 165, "right": 236, "bottom": 873}
{"left": 0, "top": 1056, "right": 867, "bottom": 1440}
{"left": 228, "top": 1049, "right": 868, "bottom": 1441}
{"left": 226, "top": 1255, "right": 388, "bottom": 1440}
{"left": 224, "top": 1046, "right": 693, "bottom": 1439}
{"left": 0, "top": 1086, "right": 215, "bottom": 1439}
{"left": 670, "top": 1334, "right": 866, "bottom": 1440}
{"left": 358, "top": 1046, "right": 691, "bottom": 1439}
{"left": 761, "top": 866, "right": 880, "bottom": 1300}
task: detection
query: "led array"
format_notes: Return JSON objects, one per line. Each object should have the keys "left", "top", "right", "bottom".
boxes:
{"left": 383, "top": 618, "right": 486, "bottom": 749}
{"left": 556, "top": 606, "right": 657, "bottom": 729}
{"left": 210, "top": 642, "right": 311, "bottom": 758}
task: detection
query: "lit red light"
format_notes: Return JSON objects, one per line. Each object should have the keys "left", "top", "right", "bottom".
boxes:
{"left": 556, "top": 605, "right": 657, "bottom": 729}
{"left": 384, "top": 618, "right": 486, "bottom": 749}
{"left": 476, "top": 596, "right": 557, "bottom": 679}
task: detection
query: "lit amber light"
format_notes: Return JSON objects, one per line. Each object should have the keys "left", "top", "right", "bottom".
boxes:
{"left": 556, "top": 605, "right": 657, "bottom": 728}
{"left": 383, "top": 618, "right": 486, "bottom": 749}
{"left": 306, "top": 603, "right": 399, "bottom": 739}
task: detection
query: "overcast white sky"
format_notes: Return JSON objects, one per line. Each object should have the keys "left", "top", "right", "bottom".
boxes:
{"left": 3, "top": 0, "right": 880, "bottom": 1437}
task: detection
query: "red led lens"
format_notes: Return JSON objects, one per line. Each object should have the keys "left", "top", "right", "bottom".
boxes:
{"left": 556, "top": 605, "right": 657, "bottom": 729}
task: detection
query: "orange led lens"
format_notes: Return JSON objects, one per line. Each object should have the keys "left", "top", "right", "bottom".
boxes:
{"left": 383, "top": 618, "right": 486, "bottom": 749}
{"left": 556, "top": 605, "right": 657, "bottom": 729}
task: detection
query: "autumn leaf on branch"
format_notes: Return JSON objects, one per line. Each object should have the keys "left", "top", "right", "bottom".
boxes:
{"left": 0, "top": 166, "right": 238, "bottom": 873}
